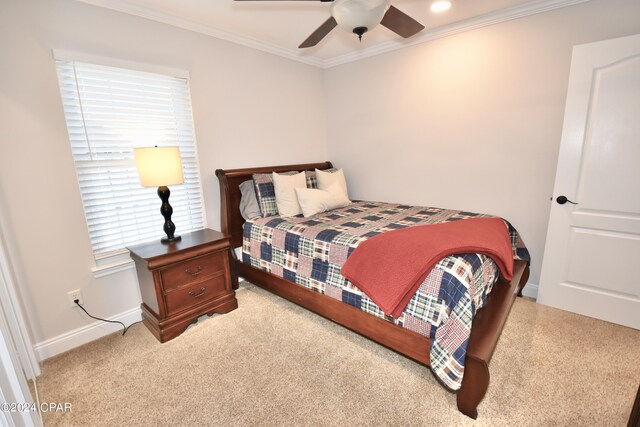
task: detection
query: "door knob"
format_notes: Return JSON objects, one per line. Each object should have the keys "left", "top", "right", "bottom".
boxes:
{"left": 556, "top": 195, "right": 578, "bottom": 205}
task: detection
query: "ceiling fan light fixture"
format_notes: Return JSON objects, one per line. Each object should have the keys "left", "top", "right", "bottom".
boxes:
{"left": 331, "top": 0, "right": 391, "bottom": 39}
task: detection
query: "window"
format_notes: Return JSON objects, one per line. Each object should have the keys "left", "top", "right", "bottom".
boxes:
{"left": 55, "top": 59, "right": 205, "bottom": 267}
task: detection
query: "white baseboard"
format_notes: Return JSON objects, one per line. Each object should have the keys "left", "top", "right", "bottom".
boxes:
{"left": 33, "top": 307, "right": 142, "bottom": 362}
{"left": 521, "top": 282, "right": 539, "bottom": 300}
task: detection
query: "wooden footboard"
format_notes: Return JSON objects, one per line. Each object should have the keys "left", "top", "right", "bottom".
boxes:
{"left": 216, "top": 162, "right": 530, "bottom": 419}
{"left": 458, "top": 259, "right": 529, "bottom": 418}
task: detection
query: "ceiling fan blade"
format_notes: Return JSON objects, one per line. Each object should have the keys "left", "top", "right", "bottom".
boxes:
{"left": 299, "top": 16, "right": 337, "bottom": 48}
{"left": 380, "top": 5, "right": 425, "bottom": 38}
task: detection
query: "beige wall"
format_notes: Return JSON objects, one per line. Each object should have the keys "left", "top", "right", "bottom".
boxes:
{"left": 324, "top": 0, "right": 640, "bottom": 288}
{"left": 0, "top": 0, "right": 326, "bottom": 349}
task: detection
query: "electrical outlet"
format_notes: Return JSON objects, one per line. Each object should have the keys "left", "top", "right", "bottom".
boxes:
{"left": 68, "top": 289, "right": 83, "bottom": 307}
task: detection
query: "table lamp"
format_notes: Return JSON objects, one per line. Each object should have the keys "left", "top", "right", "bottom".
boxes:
{"left": 134, "top": 146, "right": 184, "bottom": 243}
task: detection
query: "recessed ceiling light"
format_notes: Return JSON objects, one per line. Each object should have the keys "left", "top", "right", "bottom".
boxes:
{"left": 431, "top": 1, "right": 451, "bottom": 13}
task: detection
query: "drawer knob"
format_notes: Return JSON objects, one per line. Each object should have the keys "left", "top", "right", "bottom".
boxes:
{"left": 188, "top": 287, "right": 206, "bottom": 298}
{"left": 185, "top": 265, "right": 203, "bottom": 276}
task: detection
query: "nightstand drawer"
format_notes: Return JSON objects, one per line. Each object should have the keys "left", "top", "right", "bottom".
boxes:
{"left": 160, "top": 252, "right": 226, "bottom": 291}
{"left": 164, "top": 274, "right": 228, "bottom": 315}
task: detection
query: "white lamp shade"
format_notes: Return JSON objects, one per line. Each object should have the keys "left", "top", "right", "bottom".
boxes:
{"left": 134, "top": 146, "right": 184, "bottom": 187}
{"left": 331, "top": 0, "right": 391, "bottom": 33}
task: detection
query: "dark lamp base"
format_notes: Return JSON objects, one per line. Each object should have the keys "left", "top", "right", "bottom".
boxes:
{"left": 157, "top": 185, "right": 181, "bottom": 244}
{"left": 161, "top": 235, "right": 182, "bottom": 244}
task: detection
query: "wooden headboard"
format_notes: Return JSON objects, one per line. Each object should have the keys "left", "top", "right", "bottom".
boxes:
{"left": 215, "top": 161, "right": 334, "bottom": 248}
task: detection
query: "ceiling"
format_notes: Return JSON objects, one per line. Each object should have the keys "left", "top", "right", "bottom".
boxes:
{"left": 78, "top": 0, "right": 587, "bottom": 67}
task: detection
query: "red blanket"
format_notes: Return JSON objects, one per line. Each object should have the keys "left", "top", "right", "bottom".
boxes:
{"left": 341, "top": 217, "right": 514, "bottom": 318}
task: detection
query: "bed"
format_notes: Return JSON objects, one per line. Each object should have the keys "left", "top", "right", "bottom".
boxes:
{"left": 215, "top": 161, "right": 530, "bottom": 419}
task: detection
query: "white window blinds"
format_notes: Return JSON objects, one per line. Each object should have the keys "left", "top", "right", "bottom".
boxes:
{"left": 55, "top": 60, "right": 205, "bottom": 258}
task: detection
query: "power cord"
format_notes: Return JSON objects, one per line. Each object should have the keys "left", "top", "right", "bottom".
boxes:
{"left": 74, "top": 299, "right": 142, "bottom": 336}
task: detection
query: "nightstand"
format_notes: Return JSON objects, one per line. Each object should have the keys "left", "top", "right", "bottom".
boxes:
{"left": 128, "top": 229, "right": 238, "bottom": 343}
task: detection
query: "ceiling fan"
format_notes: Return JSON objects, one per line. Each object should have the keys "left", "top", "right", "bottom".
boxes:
{"left": 234, "top": 0, "right": 426, "bottom": 48}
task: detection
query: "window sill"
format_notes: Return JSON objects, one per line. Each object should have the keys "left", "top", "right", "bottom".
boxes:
{"left": 91, "top": 250, "right": 135, "bottom": 279}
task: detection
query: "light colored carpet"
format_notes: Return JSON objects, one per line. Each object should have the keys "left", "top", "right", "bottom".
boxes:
{"left": 37, "top": 282, "right": 640, "bottom": 426}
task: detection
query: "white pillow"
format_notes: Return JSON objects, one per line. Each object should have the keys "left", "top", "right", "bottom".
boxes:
{"left": 316, "top": 168, "right": 350, "bottom": 200}
{"left": 272, "top": 171, "right": 307, "bottom": 217}
{"left": 295, "top": 182, "right": 351, "bottom": 217}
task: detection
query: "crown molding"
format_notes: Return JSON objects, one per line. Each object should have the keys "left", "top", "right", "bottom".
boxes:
{"left": 76, "top": 0, "right": 590, "bottom": 70}
{"left": 75, "top": 0, "right": 324, "bottom": 68}
{"left": 323, "top": 0, "right": 591, "bottom": 68}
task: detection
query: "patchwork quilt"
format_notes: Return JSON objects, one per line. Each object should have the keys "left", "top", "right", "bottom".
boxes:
{"left": 242, "top": 201, "right": 530, "bottom": 390}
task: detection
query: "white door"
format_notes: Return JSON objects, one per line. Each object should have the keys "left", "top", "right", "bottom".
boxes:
{"left": 538, "top": 34, "right": 640, "bottom": 329}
